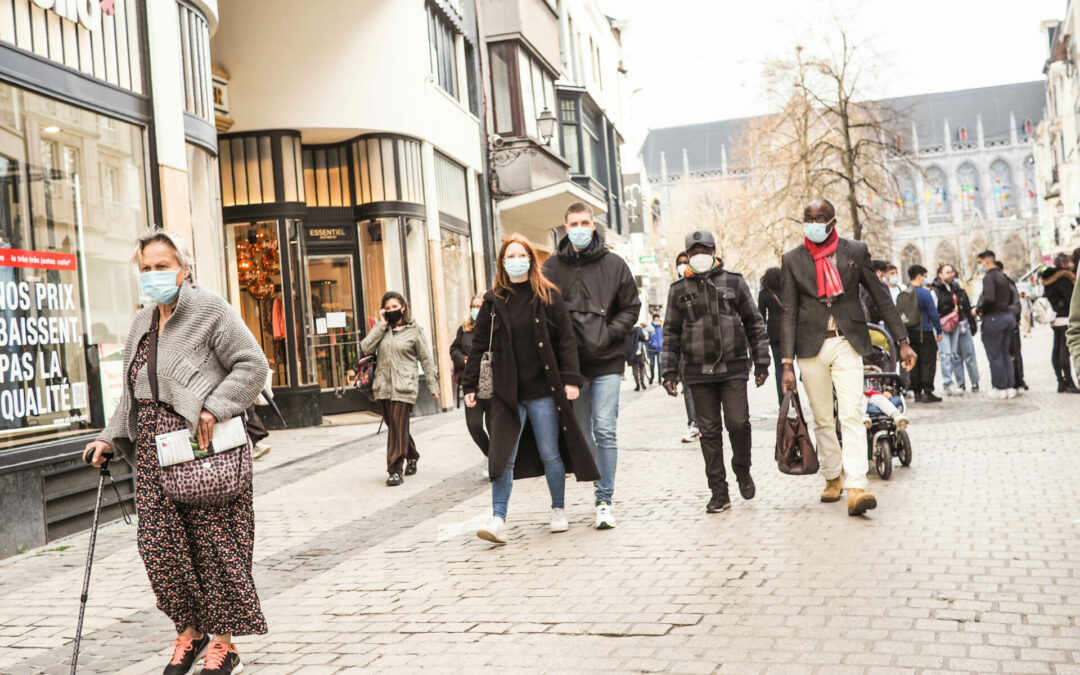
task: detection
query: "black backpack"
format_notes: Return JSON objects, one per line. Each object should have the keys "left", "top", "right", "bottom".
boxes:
{"left": 896, "top": 286, "right": 922, "bottom": 327}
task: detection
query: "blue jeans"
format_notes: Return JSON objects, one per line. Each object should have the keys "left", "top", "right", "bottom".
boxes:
{"left": 646, "top": 348, "right": 660, "bottom": 382}
{"left": 939, "top": 329, "right": 960, "bottom": 387}
{"left": 573, "top": 373, "right": 621, "bottom": 505}
{"left": 955, "top": 325, "right": 980, "bottom": 388}
{"left": 491, "top": 397, "right": 566, "bottom": 519}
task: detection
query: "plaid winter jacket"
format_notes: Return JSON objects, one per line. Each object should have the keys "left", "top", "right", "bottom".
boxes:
{"left": 660, "top": 261, "right": 771, "bottom": 384}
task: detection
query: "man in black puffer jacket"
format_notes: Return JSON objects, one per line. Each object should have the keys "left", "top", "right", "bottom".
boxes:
{"left": 1040, "top": 253, "right": 1079, "bottom": 393}
{"left": 542, "top": 201, "right": 641, "bottom": 530}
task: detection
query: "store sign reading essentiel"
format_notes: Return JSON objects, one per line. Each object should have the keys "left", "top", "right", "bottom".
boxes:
{"left": 30, "top": 0, "right": 115, "bottom": 32}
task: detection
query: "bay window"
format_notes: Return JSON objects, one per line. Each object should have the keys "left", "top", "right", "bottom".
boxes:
{"left": 487, "top": 41, "right": 558, "bottom": 147}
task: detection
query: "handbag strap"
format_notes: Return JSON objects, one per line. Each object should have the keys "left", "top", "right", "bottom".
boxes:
{"left": 486, "top": 310, "right": 495, "bottom": 352}
{"left": 781, "top": 389, "right": 807, "bottom": 424}
{"left": 147, "top": 307, "right": 160, "bottom": 404}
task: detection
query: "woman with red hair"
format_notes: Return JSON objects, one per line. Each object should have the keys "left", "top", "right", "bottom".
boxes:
{"left": 463, "top": 235, "right": 599, "bottom": 543}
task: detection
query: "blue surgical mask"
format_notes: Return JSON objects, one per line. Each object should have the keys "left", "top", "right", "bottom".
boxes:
{"left": 888, "top": 275, "right": 900, "bottom": 286}
{"left": 803, "top": 222, "right": 831, "bottom": 244}
{"left": 470, "top": 308, "right": 480, "bottom": 321}
{"left": 140, "top": 270, "right": 181, "bottom": 304}
{"left": 566, "top": 227, "right": 593, "bottom": 249}
{"left": 504, "top": 257, "right": 531, "bottom": 278}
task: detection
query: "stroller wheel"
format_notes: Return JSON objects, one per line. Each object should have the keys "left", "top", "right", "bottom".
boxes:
{"left": 896, "top": 430, "right": 912, "bottom": 467}
{"left": 873, "top": 434, "right": 893, "bottom": 480}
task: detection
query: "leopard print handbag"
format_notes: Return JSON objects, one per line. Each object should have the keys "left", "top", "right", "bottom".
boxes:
{"left": 156, "top": 407, "right": 253, "bottom": 506}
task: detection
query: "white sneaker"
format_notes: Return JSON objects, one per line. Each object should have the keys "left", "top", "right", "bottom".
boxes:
{"left": 477, "top": 517, "right": 507, "bottom": 544}
{"left": 988, "top": 388, "right": 1006, "bottom": 399}
{"left": 946, "top": 385, "right": 964, "bottom": 396}
{"left": 252, "top": 442, "right": 271, "bottom": 459}
{"left": 681, "top": 424, "right": 699, "bottom": 443}
{"left": 550, "top": 508, "right": 569, "bottom": 533}
{"left": 1006, "top": 388, "right": 1018, "bottom": 399}
{"left": 891, "top": 413, "right": 909, "bottom": 431}
{"left": 595, "top": 503, "right": 616, "bottom": 530}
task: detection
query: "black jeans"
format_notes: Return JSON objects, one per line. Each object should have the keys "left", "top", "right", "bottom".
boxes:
{"left": 689, "top": 379, "right": 752, "bottom": 494}
{"left": 908, "top": 329, "right": 939, "bottom": 394}
{"left": 770, "top": 341, "right": 783, "bottom": 404}
{"left": 981, "top": 313, "right": 1016, "bottom": 390}
{"left": 1011, "top": 326, "right": 1025, "bottom": 387}
{"left": 465, "top": 400, "right": 489, "bottom": 455}
{"left": 679, "top": 361, "right": 696, "bottom": 426}
{"left": 1052, "top": 325, "right": 1075, "bottom": 385}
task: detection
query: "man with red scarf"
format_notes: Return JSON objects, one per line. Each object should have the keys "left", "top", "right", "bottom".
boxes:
{"left": 779, "top": 199, "right": 916, "bottom": 516}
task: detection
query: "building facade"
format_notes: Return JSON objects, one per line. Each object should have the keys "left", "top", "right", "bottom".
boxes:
{"left": 0, "top": 0, "right": 224, "bottom": 557}
{"left": 210, "top": 0, "right": 492, "bottom": 425}
{"left": 481, "top": 0, "right": 632, "bottom": 262}
{"left": 1035, "top": 7, "right": 1080, "bottom": 258}
{"left": 640, "top": 83, "right": 1046, "bottom": 292}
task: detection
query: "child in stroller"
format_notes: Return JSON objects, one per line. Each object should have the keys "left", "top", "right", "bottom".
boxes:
{"left": 861, "top": 324, "right": 913, "bottom": 480}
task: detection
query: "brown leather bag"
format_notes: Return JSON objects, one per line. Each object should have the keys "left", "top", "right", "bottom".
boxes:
{"left": 776, "top": 390, "right": 819, "bottom": 475}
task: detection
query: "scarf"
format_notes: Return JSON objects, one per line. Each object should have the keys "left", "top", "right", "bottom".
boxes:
{"left": 803, "top": 229, "right": 844, "bottom": 300}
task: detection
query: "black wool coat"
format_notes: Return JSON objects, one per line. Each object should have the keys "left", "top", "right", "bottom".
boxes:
{"left": 461, "top": 288, "right": 599, "bottom": 483}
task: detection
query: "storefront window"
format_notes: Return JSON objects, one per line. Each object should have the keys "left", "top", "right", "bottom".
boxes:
{"left": 404, "top": 218, "right": 433, "bottom": 342}
{"left": 0, "top": 83, "right": 147, "bottom": 451}
{"left": 359, "top": 218, "right": 405, "bottom": 330}
{"left": 440, "top": 229, "right": 474, "bottom": 340}
{"left": 186, "top": 143, "right": 225, "bottom": 296}
{"left": 307, "top": 255, "right": 358, "bottom": 391}
{"left": 225, "top": 221, "right": 288, "bottom": 386}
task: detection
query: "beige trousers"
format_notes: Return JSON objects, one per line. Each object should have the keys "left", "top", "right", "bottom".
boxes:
{"left": 796, "top": 336, "right": 869, "bottom": 491}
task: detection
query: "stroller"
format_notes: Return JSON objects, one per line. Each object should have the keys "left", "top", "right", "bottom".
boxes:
{"left": 862, "top": 324, "right": 913, "bottom": 479}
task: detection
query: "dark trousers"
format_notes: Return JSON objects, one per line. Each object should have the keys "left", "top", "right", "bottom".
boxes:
{"left": 689, "top": 379, "right": 752, "bottom": 494}
{"left": 631, "top": 360, "right": 646, "bottom": 388}
{"left": 1011, "top": 326, "right": 1025, "bottom": 387}
{"left": 981, "top": 313, "right": 1016, "bottom": 390}
{"left": 770, "top": 341, "right": 783, "bottom": 404}
{"left": 908, "top": 329, "right": 939, "bottom": 394}
{"left": 378, "top": 399, "right": 418, "bottom": 474}
{"left": 680, "top": 361, "right": 696, "bottom": 426}
{"left": 465, "top": 400, "right": 489, "bottom": 455}
{"left": 1052, "top": 326, "right": 1075, "bottom": 385}
{"left": 646, "top": 348, "right": 660, "bottom": 383}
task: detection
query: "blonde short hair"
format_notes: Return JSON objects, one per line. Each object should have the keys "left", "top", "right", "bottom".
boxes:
{"left": 133, "top": 229, "right": 195, "bottom": 281}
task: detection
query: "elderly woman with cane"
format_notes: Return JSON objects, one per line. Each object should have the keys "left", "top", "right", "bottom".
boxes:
{"left": 84, "top": 230, "right": 268, "bottom": 675}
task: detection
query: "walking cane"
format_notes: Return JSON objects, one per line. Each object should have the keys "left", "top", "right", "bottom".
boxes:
{"left": 71, "top": 452, "right": 130, "bottom": 674}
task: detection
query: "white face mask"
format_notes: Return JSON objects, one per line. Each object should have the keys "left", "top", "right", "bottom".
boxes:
{"left": 688, "top": 254, "right": 713, "bottom": 274}
{"left": 676, "top": 263, "right": 689, "bottom": 277}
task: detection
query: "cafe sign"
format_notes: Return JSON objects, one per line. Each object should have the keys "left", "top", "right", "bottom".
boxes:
{"left": 30, "top": 0, "right": 114, "bottom": 32}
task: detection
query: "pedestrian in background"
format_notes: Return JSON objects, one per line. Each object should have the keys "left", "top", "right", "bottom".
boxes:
{"left": 931, "top": 264, "right": 977, "bottom": 395}
{"left": 645, "top": 313, "right": 663, "bottom": 384}
{"left": 84, "top": 231, "right": 268, "bottom": 675}
{"left": 779, "top": 199, "right": 915, "bottom": 516}
{"left": 757, "top": 266, "right": 785, "bottom": 404}
{"left": 451, "top": 293, "right": 490, "bottom": 453}
{"left": 859, "top": 259, "right": 891, "bottom": 324}
{"left": 899, "top": 265, "right": 943, "bottom": 403}
{"left": 886, "top": 263, "right": 904, "bottom": 303}
{"left": 997, "top": 261, "right": 1028, "bottom": 392}
{"left": 975, "top": 251, "right": 1017, "bottom": 398}
{"left": 360, "top": 291, "right": 440, "bottom": 486}
{"left": 1066, "top": 248, "right": 1080, "bottom": 376}
{"left": 464, "top": 235, "right": 599, "bottom": 544}
{"left": 626, "top": 322, "right": 648, "bottom": 390}
{"left": 1040, "top": 252, "right": 1079, "bottom": 393}
{"left": 672, "top": 251, "right": 701, "bottom": 443}
{"left": 542, "top": 202, "right": 641, "bottom": 530}
{"left": 662, "top": 230, "right": 770, "bottom": 513}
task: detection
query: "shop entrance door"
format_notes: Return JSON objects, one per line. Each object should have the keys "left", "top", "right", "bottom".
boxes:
{"left": 305, "top": 252, "right": 367, "bottom": 414}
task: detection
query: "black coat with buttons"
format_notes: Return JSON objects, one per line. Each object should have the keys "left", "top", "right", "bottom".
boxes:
{"left": 462, "top": 287, "right": 599, "bottom": 483}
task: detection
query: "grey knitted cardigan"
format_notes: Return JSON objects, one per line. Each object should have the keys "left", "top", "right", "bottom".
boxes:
{"left": 97, "top": 281, "right": 269, "bottom": 465}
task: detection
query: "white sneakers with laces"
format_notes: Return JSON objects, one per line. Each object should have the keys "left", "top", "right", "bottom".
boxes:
{"left": 681, "top": 423, "right": 700, "bottom": 443}
{"left": 550, "top": 508, "right": 569, "bottom": 533}
{"left": 595, "top": 503, "right": 616, "bottom": 530}
{"left": 1006, "top": 388, "right": 1019, "bottom": 399}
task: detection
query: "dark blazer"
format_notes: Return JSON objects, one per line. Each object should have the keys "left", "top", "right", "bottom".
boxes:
{"left": 779, "top": 238, "right": 909, "bottom": 359}
{"left": 461, "top": 288, "right": 599, "bottom": 483}
{"left": 757, "top": 287, "right": 783, "bottom": 344}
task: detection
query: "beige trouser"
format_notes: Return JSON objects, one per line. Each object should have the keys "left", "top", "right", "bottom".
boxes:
{"left": 796, "top": 336, "right": 869, "bottom": 491}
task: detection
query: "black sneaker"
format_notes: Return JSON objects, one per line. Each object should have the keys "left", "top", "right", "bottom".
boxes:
{"left": 971, "top": 384, "right": 979, "bottom": 392}
{"left": 706, "top": 491, "right": 731, "bottom": 513}
{"left": 200, "top": 641, "right": 244, "bottom": 675}
{"left": 164, "top": 634, "right": 209, "bottom": 675}
{"left": 386, "top": 473, "right": 403, "bottom": 486}
{"left": 736, "top": 474, "right": 756, "bottom": 500}
{"left": 404, "top": 459, "right": 418, "bottom": 476}
{"left": 923, "top": 392, "right": 943, "bottom": 403}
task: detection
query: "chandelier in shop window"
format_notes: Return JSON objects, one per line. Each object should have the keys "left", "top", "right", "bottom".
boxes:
{"left": 236, "top": 226, "right": 280, "bottom": 301}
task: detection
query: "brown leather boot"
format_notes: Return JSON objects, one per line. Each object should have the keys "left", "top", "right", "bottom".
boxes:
{"left": 820, "top": 476, "right": 843, "bottom": 502}
{"left": 847, "top": 488, "right": 877, "bottom": 516}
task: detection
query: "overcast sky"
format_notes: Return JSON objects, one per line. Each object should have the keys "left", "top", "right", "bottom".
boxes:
{"left": 599, "top": 0, "right": 1065, "bottom": 138}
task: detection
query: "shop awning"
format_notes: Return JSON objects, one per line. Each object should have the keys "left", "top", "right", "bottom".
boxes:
{"left": 496, "top": 181, "right": 607, "bottom": 249}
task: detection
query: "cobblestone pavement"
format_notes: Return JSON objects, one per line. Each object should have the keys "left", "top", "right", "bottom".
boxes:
{"left": 1, "top": 327, "right": 1079, "bottom": 674}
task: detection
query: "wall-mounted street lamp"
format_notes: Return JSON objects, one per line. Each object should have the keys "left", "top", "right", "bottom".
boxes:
{"left": 537, "top": 107, "right": 557, "bottom": 146}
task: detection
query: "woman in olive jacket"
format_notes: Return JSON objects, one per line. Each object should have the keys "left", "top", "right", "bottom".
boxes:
{"left": 463, "top": 235, "right": 599, "bottom": 544}
{"left": 360, "top": 291, "right": 440, "bottom": 485}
